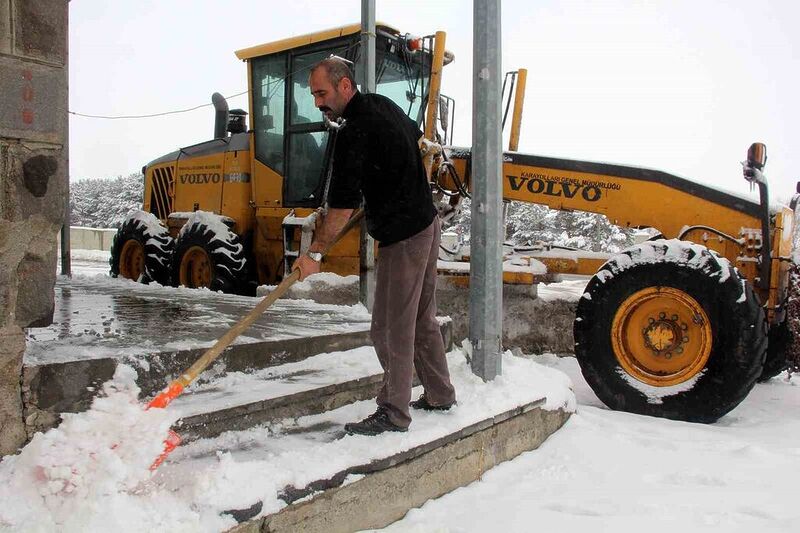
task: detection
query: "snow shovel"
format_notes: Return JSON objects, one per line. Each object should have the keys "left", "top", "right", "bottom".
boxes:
{"left": 147, "top": 208, "right": 365, "bottom": 469}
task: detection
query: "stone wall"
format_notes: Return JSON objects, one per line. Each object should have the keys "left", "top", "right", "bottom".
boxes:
{"left": 436, "top": 280, "right": 578, "bottom": 355}
{"left": 0, "top": 0, "right": 68, "bottom": 456}
{"left": 262, "top": 276, "right": 579, "bottom": 355}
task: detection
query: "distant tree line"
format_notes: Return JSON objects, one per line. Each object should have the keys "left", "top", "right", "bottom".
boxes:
{"left": 70, "top": 173, "right": 144, "bottom": 228}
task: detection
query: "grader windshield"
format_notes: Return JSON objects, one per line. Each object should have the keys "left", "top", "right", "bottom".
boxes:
{"left": 248, "top": 26, "right": 433, "bottom": 207}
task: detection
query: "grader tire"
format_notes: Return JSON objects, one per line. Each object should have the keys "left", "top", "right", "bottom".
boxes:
{"left": 574, "top": 240, "right": 767, "bottom": 423}
{"left": 172, "top": 218, "right": 249, "bottom": 294}
{"left": 109, "top": 212, "right": 173, "bottom": 285}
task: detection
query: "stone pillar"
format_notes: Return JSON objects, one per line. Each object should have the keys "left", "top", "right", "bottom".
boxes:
{"left": 0, "top": 0, "right": 68, "bottom": 456}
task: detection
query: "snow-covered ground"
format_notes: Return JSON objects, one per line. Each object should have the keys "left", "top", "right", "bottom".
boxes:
{"left": 64, "top": 249, "right": 112, "bottom": 276}
{"left": 4, "top": 252, "right": 797, "bottom": 532}
{"left": 378, "top": 356, "right": 800, "bottom": 532}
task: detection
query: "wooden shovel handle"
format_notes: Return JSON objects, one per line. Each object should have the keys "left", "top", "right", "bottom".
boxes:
{"left": 147, "top": 208, "right": 365, "bottom": 410}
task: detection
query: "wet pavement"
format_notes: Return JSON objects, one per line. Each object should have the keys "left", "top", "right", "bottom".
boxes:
{"left": 24, "top": 274, "right": 372, "bottom": 365}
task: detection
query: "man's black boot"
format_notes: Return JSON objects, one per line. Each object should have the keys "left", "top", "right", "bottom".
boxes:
{"left": 409, "top": 394, "right": 455, "bottom": 411}
{"left": 344, "top": 407, "right": 408, "bottom": 436}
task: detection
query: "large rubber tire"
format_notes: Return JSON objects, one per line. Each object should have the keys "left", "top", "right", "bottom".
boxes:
{"left": 574, "top": 240, "right": 767, "bottom": 423}
{"left": 171, "top": 214, "right": 249, "bottom": 294}
{"left": 109, "top": 211, "right": 173, "bottom": 285}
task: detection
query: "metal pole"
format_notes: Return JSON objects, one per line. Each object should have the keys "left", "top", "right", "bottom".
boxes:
{"left": 361, "top": 0, "right": 376, "bottom": 93}
{"left": 61, "top": 204, "right": 71, "bottom": 276}
{"left": 61, "top": 8, "right": 71, "bottom": 278}
{"left": 469, "top": 0, "right": 503, "bottom": 380}
{"left": 359, "top": 0, "right": 376, "bottom": 311}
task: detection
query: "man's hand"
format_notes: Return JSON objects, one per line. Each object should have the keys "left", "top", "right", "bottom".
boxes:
{"left": 293, "top": 253, "right": 322, "bottom": 281}
{"left": 291, "top": 207, "right": 354, "bottom": 281}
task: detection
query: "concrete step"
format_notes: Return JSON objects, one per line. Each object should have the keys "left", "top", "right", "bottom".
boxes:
{"left": 172, "top": 347, "right": 387, "bottom": 441}
{"left": 22, "top": 329, "right": 369, "bottom": 437}
{"left": 155, "top": 357, "right": 574, "bottom": 533}
{"left": 247, "top": 400, "right": 568, "bottom": 533}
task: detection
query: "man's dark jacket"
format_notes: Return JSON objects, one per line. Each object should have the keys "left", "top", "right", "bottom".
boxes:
{"left": 328, "top": 91, "right": 436, "bottom": 246}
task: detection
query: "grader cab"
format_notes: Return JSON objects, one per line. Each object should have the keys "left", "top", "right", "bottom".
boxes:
{"left": 110, "top": 23, "right": 798, "bottom": 423}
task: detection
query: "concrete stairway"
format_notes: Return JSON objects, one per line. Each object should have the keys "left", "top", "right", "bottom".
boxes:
{"left": 24, "top": 321, "right": 451, "bottom": 439}
{"left": 22, "top": 277, "right": 573, "bottom": 532}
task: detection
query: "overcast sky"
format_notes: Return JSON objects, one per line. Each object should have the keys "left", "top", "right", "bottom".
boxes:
{"left": 69, "top": 0, "right": 799, "bottom": 201}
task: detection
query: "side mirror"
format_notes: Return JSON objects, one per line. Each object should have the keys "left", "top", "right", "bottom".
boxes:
{"left": 438, "top": 96, "right": 450, "bottom": 134}
{"left": 747, "top": 142, "right": 767, "bottom": 170}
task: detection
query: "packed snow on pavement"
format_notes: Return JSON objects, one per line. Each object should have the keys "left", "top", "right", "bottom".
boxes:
{"left": 2, "top": 251, "right": 797, "bottom": 532}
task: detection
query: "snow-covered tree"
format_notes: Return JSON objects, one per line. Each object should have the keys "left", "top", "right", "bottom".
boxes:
{"left": 70, "top": 173, "right": 144, "bottom": 228}
{"left": 446, "top": 198, "right": 635, "bottom": 253}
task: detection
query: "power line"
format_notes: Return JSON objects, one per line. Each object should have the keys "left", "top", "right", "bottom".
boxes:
{"left": 69, "top": 40, "right": 365, "bottom": 120}
{"left": 68, "top": 90, "right": 249, "bottom": 120}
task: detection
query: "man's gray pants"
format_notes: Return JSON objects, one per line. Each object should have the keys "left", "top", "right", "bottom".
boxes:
{"left": 371, "top": 217, "right": 456, "bottom": 428}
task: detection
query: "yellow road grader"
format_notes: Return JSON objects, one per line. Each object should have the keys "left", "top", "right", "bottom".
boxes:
{"left": 111, "top": 23, "right": 797, "bottom": 423}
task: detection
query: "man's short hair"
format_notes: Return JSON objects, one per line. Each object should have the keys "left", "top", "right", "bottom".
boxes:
{"left": 310, "top": 57, "right": 357, "bottom": 88}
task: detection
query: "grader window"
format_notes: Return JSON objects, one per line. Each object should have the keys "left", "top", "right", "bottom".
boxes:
{"left": 249, "top": 33, "right": 430, "bottom": 207}
{"left": 251, "top": 53, "right": 287, "bottom": 174}
{"left": 375, "top": 37, "right": 431, "bottom": 127}
{"left": 283, "top": 49, "right": 338, "bottom": 206}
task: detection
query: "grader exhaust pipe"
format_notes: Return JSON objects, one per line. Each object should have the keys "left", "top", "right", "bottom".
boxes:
{"left": 212, "top": 92, "right": 229, "bottom": 140}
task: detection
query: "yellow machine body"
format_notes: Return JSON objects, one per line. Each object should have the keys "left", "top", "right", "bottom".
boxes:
{"left": 122, "top": 22, "right": 800, "bottom": 422}
{"left": 139, "top": 22, "right": 792, "bottom": 325}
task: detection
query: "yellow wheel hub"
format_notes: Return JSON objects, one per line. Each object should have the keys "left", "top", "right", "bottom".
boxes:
{"left": 180, "top": 246, "right": 212, "bottom": 289}
{"left": 611, "top": 286, "right": 712, "bottom": 386}
{"left": 119, "top": 240, "right": 145, "bottom": 281}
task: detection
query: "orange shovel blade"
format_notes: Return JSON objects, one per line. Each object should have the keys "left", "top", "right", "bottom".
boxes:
{"left": 150, "top": 429, "right": 182, "bottom": 471}
{"left": 148, "top": 381, "right": 185, "bottom": 410}
{"left": 146, "top": 381, "right": 186, "bottom": 470}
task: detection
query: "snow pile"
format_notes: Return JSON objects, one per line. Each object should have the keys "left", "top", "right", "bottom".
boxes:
{"left": 455, "top": 344, "right": 576, "bottom": 413}
{"left": 257, "top": 273, "right": 361, "bottom": 304}
{"left": 290, "top": 272, "right": 359, "bottom": 289}
{"left": 129, "top": 210, "right": 168, "bottom": 239}
{"left": 536, "top": 277, "right": 588, "bottom": 302}
{"left": 178, "top": 211, "right": 238, "bottom": 247}
{"left": 0, "top": 366, "right": 218, "bottom": 532}
{"left": 617, "top": 366, "right": 705, "bottom": 404}
{"left": 438, "top": 256, "right": 548, "bottom": 276}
